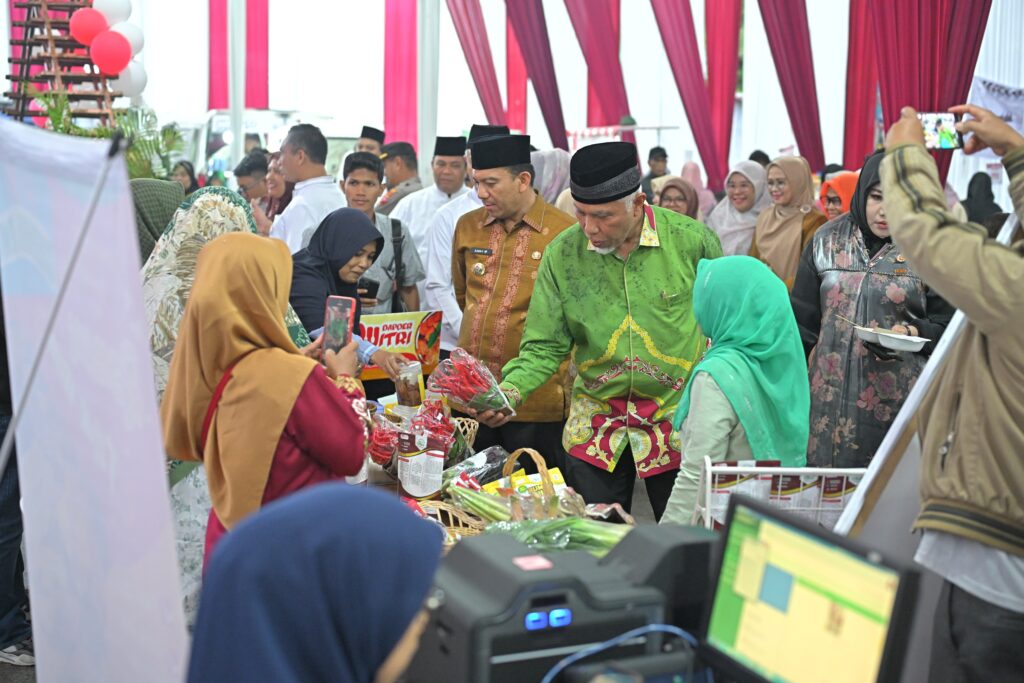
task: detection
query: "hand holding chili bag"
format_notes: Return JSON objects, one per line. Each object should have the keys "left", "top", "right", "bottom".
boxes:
{"left": 427, "top": 349, "right": 517, "bottom": 416}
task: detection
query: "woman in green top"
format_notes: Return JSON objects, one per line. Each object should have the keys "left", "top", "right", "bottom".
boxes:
{"left": 661, "top": 256, "right": 809, "bottom": 525}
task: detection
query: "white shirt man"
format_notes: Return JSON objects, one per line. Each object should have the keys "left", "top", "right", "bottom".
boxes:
{"left": 270, "top": 176, "right": 346, "bottom": 254}
{"left": 389, "top": 136, "right": 469, "bottom": 300}
{"left": 424, "top": 190, "right": 483, "bottom": 352}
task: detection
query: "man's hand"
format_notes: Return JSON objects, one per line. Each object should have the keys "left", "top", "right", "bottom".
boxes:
{"left": 950, "top": 104, "right": 1024, "bottom": 157}
{"left": 251, "top": 200, "right": 273, "bottom": 236}
{"left": 299, "top": 335, "right": 323, "bottom": 361}
{"left": 370, "top": 349, "right": 407, "bottom": 381}
{"left": 325, "top": 341, "right": 360, "bottom": 379}
{"left": 885, "top": 107, "right": 926, "bottom": 150}
{"left": 358, "top": 289, "right": 379, "bottom": 309}
{"left": 465, "top": 407, "right": 513, "bottom": 429}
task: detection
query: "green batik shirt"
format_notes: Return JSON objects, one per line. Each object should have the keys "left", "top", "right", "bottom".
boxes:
{"left": 501, "top": 204, "right": 723, "bottom": 478}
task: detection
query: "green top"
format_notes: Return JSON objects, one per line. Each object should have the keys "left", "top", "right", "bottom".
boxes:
{"left": 501, "top": 204, "right": 723, "bottom": 478}
{"left": 673, "top": 256, "right": 808, "bottom": 465}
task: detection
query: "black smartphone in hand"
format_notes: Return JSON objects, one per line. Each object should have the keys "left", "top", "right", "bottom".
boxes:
{"left": 357, "top": 277, "right": 381, "bottom": 300}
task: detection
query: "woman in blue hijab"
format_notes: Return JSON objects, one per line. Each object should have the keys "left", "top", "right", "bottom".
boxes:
{"left": 187, "top": 484, "right": 444, "bottom": 683}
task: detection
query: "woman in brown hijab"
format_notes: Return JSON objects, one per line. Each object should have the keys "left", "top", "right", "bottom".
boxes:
{"left": 161, "top": 232, "right": 369, "bottom": 565}
{"left": 750, "top": 156, "right": 827, "bottom": 289}
{"left": 656, "top": 177, "right": 700, "bottom": 219}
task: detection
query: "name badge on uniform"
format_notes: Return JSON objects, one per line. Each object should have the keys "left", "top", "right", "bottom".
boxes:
{"left": 471, "top": 248, "right": 493, "bottom": 256}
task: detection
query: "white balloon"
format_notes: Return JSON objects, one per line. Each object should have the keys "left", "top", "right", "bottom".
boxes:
{"left": 92, "top": 0, "right": 132, "bottom": 25}
{"left": 111, "top": 61, "right": 147, "bottom": 97}
{"left": 110, "top": 22, "right": 144, "bottom": 56}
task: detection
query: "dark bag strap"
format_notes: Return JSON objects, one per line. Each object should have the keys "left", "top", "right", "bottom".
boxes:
{"left": 390, "top": 218, "right": 405, "bottom": 312}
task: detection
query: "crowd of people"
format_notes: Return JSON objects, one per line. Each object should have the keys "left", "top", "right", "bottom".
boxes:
{"left": 0, "top": 101, "right": 1019, "bottom": 682}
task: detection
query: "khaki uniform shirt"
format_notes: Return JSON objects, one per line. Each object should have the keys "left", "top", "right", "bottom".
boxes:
{"left": 452, "top": 194, "right": 575, "bottom": 422}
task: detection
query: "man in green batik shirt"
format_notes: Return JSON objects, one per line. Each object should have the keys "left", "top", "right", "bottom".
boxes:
{"left": 474, "top": 142, "right": 723, "bottom": 521}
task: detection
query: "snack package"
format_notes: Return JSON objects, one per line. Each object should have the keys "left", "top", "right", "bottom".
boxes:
{"left": 427, "top": 348, "right": 516, "bottom": 416}
{"left": 396, "top": 432, "right": 447, "bottom": 500}
{"left": 396, "top": 361, "right": 425, "bottom": 407}
{"left": 410, "top": 400, "right": 471, "bottom": 467}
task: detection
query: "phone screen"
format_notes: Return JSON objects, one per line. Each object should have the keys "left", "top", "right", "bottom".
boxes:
{"left": 918, "top": 112, "right": 963, "bottom": 150}
{"left": 322, "top": 296, "right": 356, "bottom": 358}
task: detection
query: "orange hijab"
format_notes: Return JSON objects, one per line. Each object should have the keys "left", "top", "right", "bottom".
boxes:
{"left": 820, "top": 171, "right": 859, "bottom": 214}
{"left": 754, "top": 156, "right": 816, "bottom": 285}
{"left": 161, "top": 232, "right": 317, "bottom": 529}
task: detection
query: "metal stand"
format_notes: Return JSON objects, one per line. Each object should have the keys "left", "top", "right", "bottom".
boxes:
{"left": 0, "top": 132, "right": 126, "bottom": 479}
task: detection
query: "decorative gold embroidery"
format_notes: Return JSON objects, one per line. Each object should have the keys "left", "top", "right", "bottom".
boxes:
{"left": 489, "top": 227, "right": 533, "bottom": 370}
{"left": 577, "top": 315, "right": 696, "bottom": 374}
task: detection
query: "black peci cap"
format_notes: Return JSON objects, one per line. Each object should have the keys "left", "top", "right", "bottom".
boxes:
{"left": 570, "top": 142, "right": 643, "bottom": 204}
{"left": 360, "top": 126, "right": 385, "bottom": 144}
{"left": 470, "top": 134, "right": 532, "bottom": 170}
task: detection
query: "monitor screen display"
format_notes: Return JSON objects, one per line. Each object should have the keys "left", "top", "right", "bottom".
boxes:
{"left": 705, "top": 501, "right": 902, "bottom": 683}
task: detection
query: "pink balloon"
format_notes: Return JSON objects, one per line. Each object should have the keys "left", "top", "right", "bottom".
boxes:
{"left": 69, "top": 8, "right": 108, "bottom": 46}
{"left": 90, "top": 30, "right": 132, "bottom": 76}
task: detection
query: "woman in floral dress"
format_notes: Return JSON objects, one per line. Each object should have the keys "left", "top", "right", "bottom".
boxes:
{"left": 791, "top": 153, "right": 955, "bottom": 468}
{"left": 141, "top": 187, "right": 311, "bottom": 626}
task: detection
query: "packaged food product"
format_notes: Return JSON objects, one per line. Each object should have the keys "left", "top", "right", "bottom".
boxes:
{"left": 396, "top": 361, "right": 425, "bottom": 407}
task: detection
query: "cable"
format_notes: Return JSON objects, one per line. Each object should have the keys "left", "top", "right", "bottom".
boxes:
{"left": 539, "top": 623, "right": 708, "bottom": 683}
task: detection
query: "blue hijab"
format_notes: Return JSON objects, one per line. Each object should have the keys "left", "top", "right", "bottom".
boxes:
{"left": 187, "top": 484, "right": 444, "bottom": 683}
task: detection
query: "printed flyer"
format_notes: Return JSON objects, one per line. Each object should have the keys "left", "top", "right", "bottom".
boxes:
{"left": 359, "top": 310, "right": 442, "bottom": 381}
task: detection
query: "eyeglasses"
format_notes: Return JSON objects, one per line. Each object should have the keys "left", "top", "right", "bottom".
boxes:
{"left": 824, "top": 196, "right": 843, "bottom": 207}
{"left": 237, "top": 178, "right": 266, "bottom": 196}
{"left": 660, "top": 193, "right": 687, "bottom": 205}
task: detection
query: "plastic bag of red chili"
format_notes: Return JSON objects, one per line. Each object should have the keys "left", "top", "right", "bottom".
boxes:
{"left": 427, "top": 349, "right": 516, "bottom": 417}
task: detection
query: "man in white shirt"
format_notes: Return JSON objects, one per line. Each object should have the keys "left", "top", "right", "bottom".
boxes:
{"left": 423, "top": 124, "right": 509, "bottom": 357}
{"left": 390, "top": 136, "right": 469, "bottom": 288}
{"left": 264, "top": 124, "right": 345, "bottom": 253}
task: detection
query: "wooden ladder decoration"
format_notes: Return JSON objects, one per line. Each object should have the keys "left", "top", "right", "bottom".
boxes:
{"left": 5, "top": 0, "right": 119, "bottom": 125}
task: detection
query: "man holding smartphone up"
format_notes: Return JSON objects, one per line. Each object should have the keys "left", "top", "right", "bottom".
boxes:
{"left": 340, "top": 152, "right": 425, "bottom": 315}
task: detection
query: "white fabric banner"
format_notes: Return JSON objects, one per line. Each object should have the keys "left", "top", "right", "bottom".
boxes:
{"left": 0, "top": 120, "right": 187, "bottom": 682}
{"left": 968, "top": 77, "right": 1024, "bottom": 159}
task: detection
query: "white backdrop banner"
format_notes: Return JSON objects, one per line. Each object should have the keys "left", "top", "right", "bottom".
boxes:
{"left": 968, "top": 77, "right": 1024, "bottom": 159}
{"left": 0, "top": 120, "right": 187, "bottom": 682}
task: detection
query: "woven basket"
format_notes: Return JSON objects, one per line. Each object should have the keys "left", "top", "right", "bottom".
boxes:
{"left": 452, "top": 417, "right": 480, "bottom": 449}
{"left": 419, "top": 499, "right": 486, "bottom": 548}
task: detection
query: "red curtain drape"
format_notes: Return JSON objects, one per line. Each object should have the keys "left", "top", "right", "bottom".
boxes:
{"left": 705, "top": 0, "right": 741, "bottom": 174}
{"left": 505, "top": 0, "right": 568, "bottom": 150}
{"left": 208, "top": 0, "right": 270, "bottom": 110}
{"left": 757, "top": 0, "right": 825, "bottom": 171}
{"left": 245, "top": 0, "right": 269, "bottom": 109}
{"left": 447, "top": 0, "right": 506, "bottom": 125}
{"left": 649, "top": 0, "right": 726, "bottom": 191}
{"left": 506, "top": 18, "right": 528, "bottom": 132}
{"left": 384, "top": 0, "right": 419, "bottom": 148}
{"left": 843, "top": 0, "right": 877, "bottom": 169}
{"left": 870, "top": 0, "right": 992, "bottom": 181}
{"left": 582, "top": 0, "right": 619, "bottom": 127}
{"left": 565, "top": 0, "right": 633, "bottom": 143}
{"left": 208, "top": 0, "right": 229, "bottom": 110}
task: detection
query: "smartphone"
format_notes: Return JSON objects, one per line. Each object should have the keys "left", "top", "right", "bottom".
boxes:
{"left": 322, "top": 296, "right": 357, "bottom": 358}
{"left": 357, "top": 277, "right": 381, "bottom": 300}
{"left": 917, "top": 112, "right": 963, "bottom": 150}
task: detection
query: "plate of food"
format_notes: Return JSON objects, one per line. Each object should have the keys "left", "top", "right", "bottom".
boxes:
{"left": 854, "top": 325, "right": 929, "bottom": 352}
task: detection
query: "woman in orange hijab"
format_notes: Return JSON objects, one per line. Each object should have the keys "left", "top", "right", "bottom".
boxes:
{"left": 750, "top": 156, "right": 828, "bottom": 290}
{"left": 161, "top": 232, "right": 369, "bottom": 564}
{"left": 819, "top": 171, "right": 860, "bottom": 220}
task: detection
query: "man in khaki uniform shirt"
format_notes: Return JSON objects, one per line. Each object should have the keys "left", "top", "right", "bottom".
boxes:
{"left": 452, "top": 134, "right": 575, "bottom": 465}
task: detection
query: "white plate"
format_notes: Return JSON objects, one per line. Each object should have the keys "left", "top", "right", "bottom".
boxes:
{"left": 854, "top": 326, "right": 880, "bottom": 344}
{"left": 876, "top": 331, "right": 930, "bottom": 353}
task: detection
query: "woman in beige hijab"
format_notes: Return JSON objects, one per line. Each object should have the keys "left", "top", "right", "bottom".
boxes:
{"left": 750, "top": 156, "right": 827, "bottom": 290}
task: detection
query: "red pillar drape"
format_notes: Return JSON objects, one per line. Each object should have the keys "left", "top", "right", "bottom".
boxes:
{"left": 870, "top": 0, "right": 992, "bottom": 182}
{"left": 649, "top": 0, "right": 726, "bottom": 191}
{"left": 208, "top": 0, "right": 229, "bottom": 110}
{"left": 843, "top": 0, "right": 877, "bottom": 169}
{"left": 384, "top": 0, "right": 419, "bottom": 148}
{"left": 506, "top": 18, "right": 528, "bottom": 132}
{"left": 705, "top": 0, "right": 741, "bottom": 175}
{"left": 565, "top": 0, "right": 633, "bottom": 143}
{"left": 584, "top": 0, "right": 619, "bottom": 127}
{"left": 757, "top": 0, "right": 825, "bottom": 171}
{"left": 505, "top": 0, "right": 569, "bottom": 150}
{"left": 447, "top": 0, "right": 506, "bottom": 125}
{"left": 245, "top": 0, "right": 269, "bottom": 109}
{"left": 208, "top": 0, "right": 269, "bottom": 110}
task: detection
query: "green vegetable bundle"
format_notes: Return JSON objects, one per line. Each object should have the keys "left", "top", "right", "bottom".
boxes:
{"left": 485, "top": 518, "right": 633, "bottom": 557}
{"left": 449, "top": 486, "right": 512, "bottom": 522}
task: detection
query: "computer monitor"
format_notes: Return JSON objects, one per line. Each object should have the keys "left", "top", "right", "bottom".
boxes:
{"left": 701, "top": 495, "right": 919, "bottom": 683}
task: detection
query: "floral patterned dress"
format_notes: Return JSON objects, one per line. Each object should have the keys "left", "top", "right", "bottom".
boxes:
{"left": 142, "top": 187, "right": 311, "bottom": 626}
{"left": 792, "top": 216, "right": 954, "bottom": 468}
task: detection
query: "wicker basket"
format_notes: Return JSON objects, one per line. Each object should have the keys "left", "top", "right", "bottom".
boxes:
{"left": 419, "top": 499, "right": 486, "bottom": 548}
{"left": 452, "top": 417, "right": 479, "bottom": 449}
